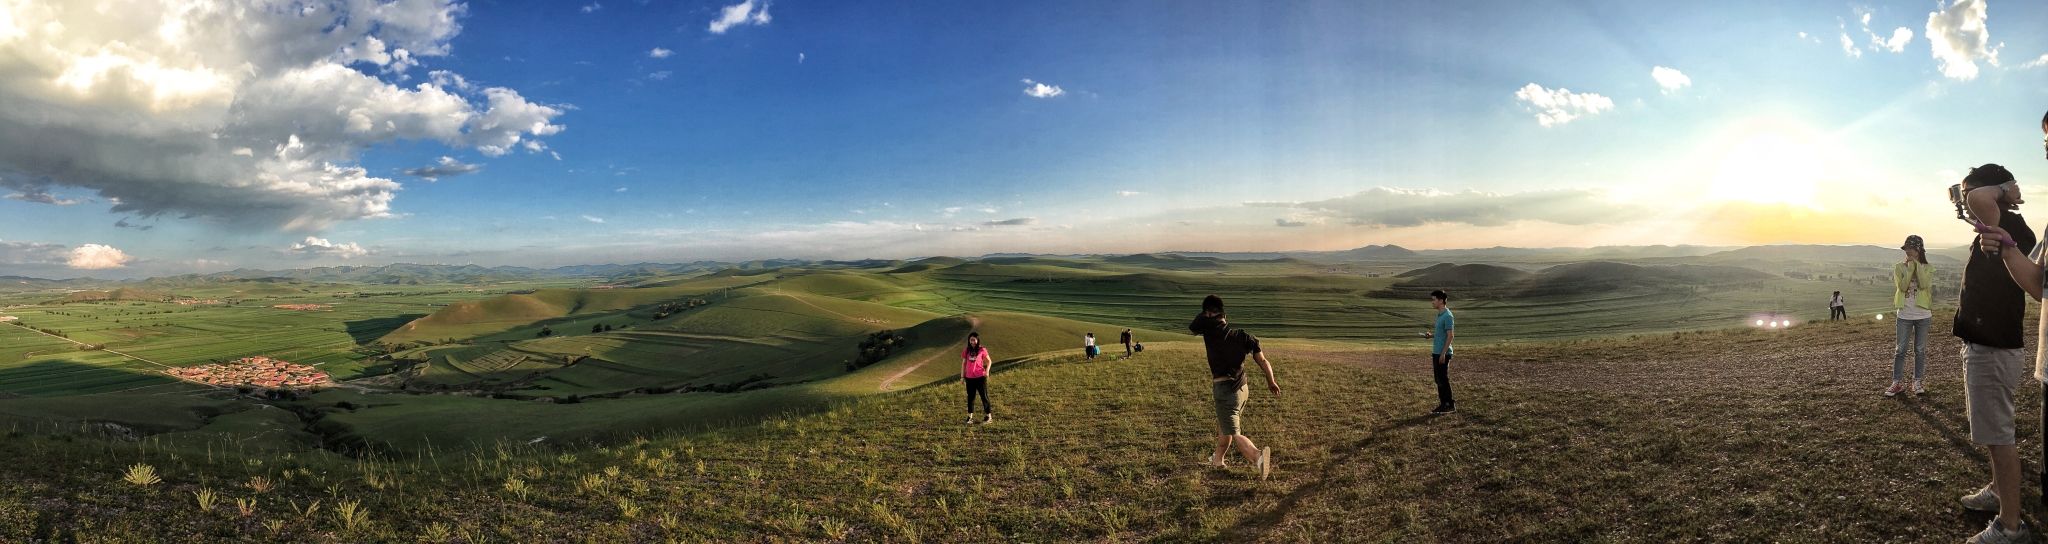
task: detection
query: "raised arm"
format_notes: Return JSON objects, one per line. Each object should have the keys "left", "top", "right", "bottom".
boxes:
{"left": 1979, "top": 225, "right": 2046, "bottom": 300}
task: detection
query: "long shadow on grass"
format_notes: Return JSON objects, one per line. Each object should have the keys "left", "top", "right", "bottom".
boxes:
{"left": 345, "top": 314, "right": 425, "bottom": 345}
{"left": 1901, "top": 396, "right": 1986, "bottom": 465}
{"left": 1218, "top": 413, "right": 1435, "bottom": 540}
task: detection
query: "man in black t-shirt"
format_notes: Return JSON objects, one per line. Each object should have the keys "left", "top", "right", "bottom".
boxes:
{"left": 1951, "top": 163, "right": 2037, "bottom": 542}
{"left": 1190, "top": 295, "right": 1280, "bottom": 480}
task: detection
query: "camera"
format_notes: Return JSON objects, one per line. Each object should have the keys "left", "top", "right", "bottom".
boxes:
{"left": 1950, "top": 183, "right": 1969, "bottom": 222}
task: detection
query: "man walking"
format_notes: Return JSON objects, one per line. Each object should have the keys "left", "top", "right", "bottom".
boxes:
{"left": 1422, "top": 290, "right": 1456, "bottom": 415}
{"left": 1120, "top": 328, "right": 1134, "bottom": 358}
{"left": 1191, "top": 295, "right": 1279, "bottom": 480}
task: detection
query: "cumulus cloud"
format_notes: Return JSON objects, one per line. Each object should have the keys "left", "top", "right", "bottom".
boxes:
{"left": 2019, "top": 53, "right": 2048, "bottom": 69}
{"left": 648, "top": 48, "right": 673, "bottom": 59}
{"left": 402, "top": 156, "right": 482, "bottom": 181}
{"left": 1879, "top": 27, "right": 1915, "bottom": 53}
{"left": 4, "top": 188, "right": 80, "bottom": 206}
{"left": 1512, "top": 84, "right": 1614, "bottom": 127}
{"left": 708, "top": 0, "right": 771, "bottom": 34}
{"left": 0, "top": 0, "right": 567, "bottom": 231}
{"left": 984, "top": 218, "right": 1037, "bottom": 227}
{"left": 1840, "top": 33, "right": 1863, "bottom": 58}
{"left": 1926, "top": 0, "right": 1999, "bottom": 81}
{"left": 1260, "top": 187, "right": 1639, "bottom": 228}
{"left": 1021, "top": 79, "right": 1064, "bottom": 99}
{"left": 1650, "top": 66, "right": 1691, "bottom": 94}
{"left": 580, "top": 3, "right": 600, "bottom": 13}
{"left": 289, "top": 236, "right": 370, "bottom": 259}
{"left": 582, "top": 215, "right": 606, "bottom": 224}
{"left": 67, "top": 244, "right": 133, "bottom": 269}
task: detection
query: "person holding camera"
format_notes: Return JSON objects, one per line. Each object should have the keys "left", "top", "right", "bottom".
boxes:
{"left": 1887, "top": 235, "right": 1935, "bottom": 397}
{"left": 1829, "top": 291, "right": 1847, "bottom": 321}
{"left": 1951, "top": 163, "right": 2037, "bottom": 543}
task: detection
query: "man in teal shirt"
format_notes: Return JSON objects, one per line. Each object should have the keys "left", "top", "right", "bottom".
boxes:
{"left": 1422, "top": 290, "right": 1456, "bottom": 415}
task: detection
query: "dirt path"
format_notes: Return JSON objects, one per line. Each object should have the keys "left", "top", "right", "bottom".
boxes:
{"left": 878, "top": 316, "right": 980, "bottom": 392}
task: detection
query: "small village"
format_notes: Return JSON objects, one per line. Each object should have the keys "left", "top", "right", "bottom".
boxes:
{"left": 271, "top": 303, "right": 330, "bottom": 311}
{"left": 166, "top": 356, "right": 331, "bottom": 389}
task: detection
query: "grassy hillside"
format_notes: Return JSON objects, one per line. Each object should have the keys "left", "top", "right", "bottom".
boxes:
{"left": 1, "top": 316, "right": 2036, "bottom": 541}
{"left": 380, "top": 276, "right": 770, "bottom": 344}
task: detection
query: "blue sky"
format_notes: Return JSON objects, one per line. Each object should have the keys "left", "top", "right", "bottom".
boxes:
{"left": 1, "top": 0, "right": 2046, "bottom": 278}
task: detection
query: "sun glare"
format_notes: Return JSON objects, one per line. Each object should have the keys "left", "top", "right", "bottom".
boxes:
{"left": 1707, "top": 122, "right": 1828, "bottom": 207}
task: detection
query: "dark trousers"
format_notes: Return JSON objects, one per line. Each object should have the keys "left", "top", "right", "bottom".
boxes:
{"left": 1123, "top": 342, "right": 1133, "bottom": 357}
{"left": 965, "top": 377, "right": 990, "bottom": 413}
{"left": 1431, "top": 353, "right": 1454, "bottom": 406}
{"left": 1830, "top": 306, "right": 1846, "bottom": 320}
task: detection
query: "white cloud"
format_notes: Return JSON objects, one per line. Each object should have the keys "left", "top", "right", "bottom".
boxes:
{"left": 941, "top": 207, "right": 963, "bottom": 217}
{"left": 1274, "top": 219, "right": 1308, "bottom": 228}
{"left": 1840, "top": 33, "right": 1863, "bottom": 58}
{"left": 984, "top": 218, "right": 1037, "bottom": 227}
{"left": 5, "top": 188, "right": 81, "bottom": 206}
{"left": 1926, "top": 0, "right": 1999, "bottom": 81}
{"left": 1512, "top": 83, "right": 1614, "bottom": 127}
{"left": 581, "top": 3, "right": 600, "bottom": 13}
{"left": 615, "top": 187, "right": 628, "bottom": 193}
{"left": 402, "top": 156, "right": 482, "bottom": 181}
{"left": 648, "top": 47, "right": 673, "bottom": 59}
{"left": 708, "top": 0, "right": 771, "bottom": 34}
{"left": 798, "top": 52, "right": 806, "bottom": 64}
{"left": 0, "top": 0, "right": 567, "bottom": 231}
{"left": 2021, "top": 53, "right": 2048, "bottom": 69}
{"left": 648, "top": 71, "right": 672, "bottom": 81}
{"left": 1021, "top": 78, "right": 1064, "bottom": 99}
{"left": 1879, "top": 27, "right": 1915, "bottom": 53}
{"left": 582, "top": 215, "right": 606, "bottom": 224}
{"left": 288, "top": 236, "right": 369, "bottom": 259}
{"left": 1117, "top": 190, "right": 1143, "bottom": 197}
{"left": 68, "top": 244, "right": 133, "bottom": 269}
{"left": 1650, "top": 66, "right": 1691, "bottom": 94}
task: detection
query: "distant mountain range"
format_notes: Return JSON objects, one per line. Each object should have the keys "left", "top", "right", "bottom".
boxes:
{"left": 0, "top": 243, "right": 1968, "bottom": 288}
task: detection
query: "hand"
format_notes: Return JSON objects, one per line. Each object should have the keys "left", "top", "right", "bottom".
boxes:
{"left": 1978, "top": 224, "right": 2012, "bottom": 253}
{"left": 1267, "top": 381, "right": 1280, "bottom": 395}
{"left": 1422, "top": 331, "right": 1434, "bottom": 339}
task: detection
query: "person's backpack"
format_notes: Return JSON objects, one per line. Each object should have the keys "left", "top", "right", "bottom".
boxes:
{"left": 1133, "top": 343, "right": 1144, "bottom": 353}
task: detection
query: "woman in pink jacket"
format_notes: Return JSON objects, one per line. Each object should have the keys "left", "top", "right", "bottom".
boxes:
{"left": 962, "top": 332, "right": 994, "bottom": 424}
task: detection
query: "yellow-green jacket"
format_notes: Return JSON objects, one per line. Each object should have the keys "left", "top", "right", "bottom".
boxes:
{"left": 1893, "top": 262, "right": 1934, "bottom": 310}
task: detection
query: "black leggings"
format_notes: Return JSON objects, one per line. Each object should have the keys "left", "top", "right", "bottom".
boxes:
{"left": 965, "top": 377, "right": 990, "bottom": 413}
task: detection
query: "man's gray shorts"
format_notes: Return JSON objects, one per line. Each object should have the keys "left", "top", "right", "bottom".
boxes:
{"left": 1964, "top": 342, "right": 2026, "bottom": 446}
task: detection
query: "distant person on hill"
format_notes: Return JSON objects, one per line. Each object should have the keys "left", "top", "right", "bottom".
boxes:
{"left": 1120, "top": 328, "right": 1134, "bottom": 358}
{"left": 1084, "top": 332, "right": 1098, "bottom": 360}
{"left": 1421, "top": 290, "right": 1456, "bottom": 415}
{"left": 1948, "top": 163, "right": 2037, "bottom": 543}
{"left": 1888, "top": 235, "right": 1935, "bottom": 397}
{"left": 1190, "top": 295, "right": 1278, "bottom": 479}
{"left": 1829, "top": 291, "right": 1846, "bottom": 321}
{"left": 961, "top": 332, "right": 994, "bottom": 424}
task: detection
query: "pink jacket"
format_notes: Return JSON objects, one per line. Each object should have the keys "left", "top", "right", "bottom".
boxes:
{"left": 961, "top": 347, "right": 992, "bottom": 379}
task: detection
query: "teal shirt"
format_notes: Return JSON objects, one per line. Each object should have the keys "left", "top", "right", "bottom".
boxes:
{"left": 1432, "top": 309, "right": 1454, "bottom": 355}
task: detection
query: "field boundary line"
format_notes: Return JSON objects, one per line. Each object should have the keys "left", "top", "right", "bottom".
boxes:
{"left": 3, "top": 321, "right": 223, "bottom": 390}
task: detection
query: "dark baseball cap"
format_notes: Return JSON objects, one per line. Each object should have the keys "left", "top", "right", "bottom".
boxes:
{"left": 1902, "top": 234, "right": 1924, "bottom": 251}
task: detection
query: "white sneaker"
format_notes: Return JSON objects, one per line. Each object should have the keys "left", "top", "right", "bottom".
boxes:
{"left": 1961, "top": 483, "right": 2000, "bottom": 512}
{"left": 1206, "top": 452, "right": 1226, "bottom": 468}
{"left": 1967, "top": 518, "right": 2034, "bottom": 544}
{"left": 1912, "top": 380, "right": 1925, "bottom": 395}
{"left": 967, "top": 414, "right": 977, "bottom": 425}
{"left": 1256, "top": 447, "right": 1272, "bottom": 481}
{"left": 983, "top": 413, "right": 993, "bottom": 424}
{"left": 1884, "top": 382, "right": 1905, "bottom": 397}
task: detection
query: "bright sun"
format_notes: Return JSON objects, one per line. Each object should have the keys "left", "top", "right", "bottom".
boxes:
{"left": 1706, "top": 121, "right": 1829, "bottom": 207}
